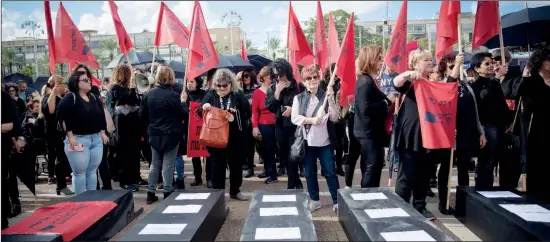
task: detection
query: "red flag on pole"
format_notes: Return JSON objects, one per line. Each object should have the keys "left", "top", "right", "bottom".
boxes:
{"left": 287, "top": 1, "right": 314, "bottom": 67}
{"left": 415, "top": 79, "right": 458, "bottom": 149}
{"left": 55, "top": 3, "right": 99, "bottom": 70}
{"left": 241, "top": 40, "right": 248, "bottom": 60}
{"left": 185, "top": 1, "right": 219, "bottom": 81}
{"left": 336, "top": 12, "right": 356, "bottom": 108}
{"left": 327, "top": 13, "right": 340, "bottom": 65}
{"left": 384, "top": 0, "right": 408, "bottom": 74}
{"left": 406, "top": 40, "right": 419, "bottom": 53}
{"left": 44, "top": 1, "right": 57, "bottom": 75}
{"left": 108, "top": 1, "right": 134, "bottom": 55}
{"left": 154, "top": 2, "right": 190, "bottom": 49}
{"left": 435, "top": 1, "right": 461, "bottom": 60}
{"left": 314, "top": 0, "right": 328, "bottom": 75}
{"left": 472, "top": 1, "right": 500, "bottom": 50}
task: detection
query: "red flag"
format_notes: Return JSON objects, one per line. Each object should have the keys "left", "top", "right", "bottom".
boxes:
{"left": 314, "top": 1, "right": 328, "bottom": 74}
{"left": 336, "top": 12, "right": 356, "bottom": 108}
{"left": 54, "top": 3, "right": 99, "bottom": 70}
{"left": 384, "top": 0, "right": 408, "bottom": 74}
{"left": 287, "top": 2, "right": 314, "bottom": 67}
{"left": 241, "top": 40, "right": 248, "bottom": 60}
{"left": 108, "top": 1, "right": 134, "bottom": 55}
{"left": 415, "top": 79, "right": 458, "bottom": 149}
{"left": 472, "top": 1, "right": 500, "bottom": 50}
{"left": 154, "top": 2, "right": 190, "bottom": 49}
{"left": 435, "top": 1, "right": 461, "bottom": 60}
{"left": 44, "top": 1, "right": 57, "bottom": 75}
{"left": 68, "top": 61, "right": 102, "bottom": 87}
{"left": 185, "top": 1, "right": 219, "bottom": 81}
{"left": 327, "top": 13, "right": 340, "bottom": 65}
{"left": 406, "top": 40, "right": 419, "bottom": 53}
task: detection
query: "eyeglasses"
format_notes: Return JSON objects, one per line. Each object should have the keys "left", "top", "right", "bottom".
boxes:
{"left": 493, "top": 56, "right": 510, "bottom": 63}
{"left": 243, "top": 74, "right": 250, "bottom": 78}
{"left": 216, "top": 83, "right": 229, "bottom": 88}
{"left": 271, "top": 73, "right": 285, "bottom": 79}
{"left": 80, "top": 78, "right": 91, "bottom": 83}
{"left": 304, "top": 76, "right": 319, "bottom": 81}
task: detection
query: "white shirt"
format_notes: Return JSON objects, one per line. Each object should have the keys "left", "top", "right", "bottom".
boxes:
{"left": 291, "top": 93, "right": 340, "bottom": 147}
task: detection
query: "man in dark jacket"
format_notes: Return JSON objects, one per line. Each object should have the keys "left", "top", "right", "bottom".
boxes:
{"left": 265, "top": 59, "right": 305, "bottom": 189}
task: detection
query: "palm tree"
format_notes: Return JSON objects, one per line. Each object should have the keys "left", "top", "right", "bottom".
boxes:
{"left": 1, "top": 48, "right": 16, "bottom": 76}
{"left": 213, "top": 41, "right": 225, "bottom": 54}
{"left": 101, "top": 39, "right": 119, "bottom": 61}
{"left": 268, "top": 37, "right": 281, "bottom": 59}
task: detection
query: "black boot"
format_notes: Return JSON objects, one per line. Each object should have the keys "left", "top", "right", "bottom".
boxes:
{"left": 176, "top": 179, "right": 185, "bottom": 190}
{"left": 244, "top": 169, "right": 254, "bottom": 178}
{"left": 163, "top": 191, "right": 173, "bottom": 199}
{"left": 299, "top": 166, "right": 305, "bottom": 178}
{"left": 207, "top": 180, "right": 213, "bottom": 188}
{"left": 146, "top": 192, "right": 158, "bottom": 205}
{"left": 277, "top": 167, "right": 286, "bottom": 176}
{"left": 10, "top": 202, "right": 21, "bottom": 218}
{"left": 190, "top": 178, "right": 203, "bottom": 186}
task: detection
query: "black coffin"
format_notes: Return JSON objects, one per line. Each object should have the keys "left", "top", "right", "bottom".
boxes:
{"left": 2, "top": 190, "right": 140, "bottom": 241}
{"left": 338, "top": 188, "right": 453, "bottom": 241}
{"left": 455, "top": 186, "right": 550, "bottom": 241}
{"left": 240, "top": 190, "right": 317, "bottom": 241}
{"left": 120, "top": 190, "right": 227, "bottom": 241}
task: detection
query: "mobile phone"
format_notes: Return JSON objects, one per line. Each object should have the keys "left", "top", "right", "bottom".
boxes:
{"left": 68, "top": 144, "right": 84, "bottom": 152}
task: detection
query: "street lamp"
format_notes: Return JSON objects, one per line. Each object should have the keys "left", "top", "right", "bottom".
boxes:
{"left": 21, "top": 20, "right": 45, "bottom": 79}
{"left": 221, "top": 10, "right": 242, "bottom": 55}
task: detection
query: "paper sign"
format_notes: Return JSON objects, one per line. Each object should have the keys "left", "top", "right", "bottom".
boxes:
{"left": 500, "top": 204, "right": 550, "bottom": 223}
{"left": 162, "top": 205, "right": 202, "bottom": 214}
{"left": 255, "top": 227, "right": 301, "bottom": 240}
{"left": 187, "top": 101, "right": 210, "bottom": 157}
{"left": 175, "top": 193, "right": 211, "bottom": 200}
{"left": 381, "top": 230, "right": 436, "bottom": 241}
{"left": 365, "top": 208, "right": 409, "bottom": 219}
{"left": 478, "top": 191, "right": 521, "bottom": 198}
{"left": 262, "top": 195, "right": 297, "bottom": 202}
{"left": 260, "top": 207, "right": 299, "bottom": 216}
{"left": 138, "top": 224, "right": 187, "bottom": 235}
{"left": 351, "top": 193, "right": 388, "bottom": 201}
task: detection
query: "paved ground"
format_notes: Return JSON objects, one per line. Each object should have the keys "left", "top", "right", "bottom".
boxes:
{"left": 10, "top": 156, "right": 520, "bottom": 241}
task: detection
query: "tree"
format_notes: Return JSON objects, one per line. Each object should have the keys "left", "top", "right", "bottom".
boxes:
{"left": 101, "top": 39, "right": 119, "bottom": 61}
{"left": 245, "top": 39, "right": 258, "bottom": 54}
{"left": 267, "top": 37, "right": 281, "bottom": 59}
{"left": 16, "top": 64, "right": 35, "bottom": 77}
{"left": 213, "top": 41, "right": 225, "bottom": 54}
{"left": 1, "top": 48, "right": 16, "bottom": 76}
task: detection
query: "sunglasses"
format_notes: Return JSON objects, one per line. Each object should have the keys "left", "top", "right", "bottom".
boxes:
{"left": 80, "top": 78, "right": 91, "bottom": 83}
{"left": 271, "top": 73, "right": 285, "bottom": 79}
{"left": 304, "top": 76, "right": 319, "bottom": 81}
{"left": 493, "top": 56, "right": 509, "bottom": 63}
{"left": 216, "top": 83, "right": 229, "bottom": 88}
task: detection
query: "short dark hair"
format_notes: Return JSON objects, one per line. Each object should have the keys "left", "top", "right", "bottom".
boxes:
{"left": 71, "top": 64, "right": 93, "bottom": 80}
{"left": 193, "top": 76, "right": 204, "bottom": 88}
{"left": 470, "top": 52, "right": 493, "bottom": 72}
{"left": 6, "top": 83, "right": 19, "bottom": 92}
{"left": 438, "top": 54, "right": 456, "bottom": 76}
{"left": 528, "top": 47, "right": 550, "bottom": 74}
{"left": 67, "top": 71, "right": 88, "bottom": 93}
{"left": 270, "top": 58, "right": 294, "bottom": 81}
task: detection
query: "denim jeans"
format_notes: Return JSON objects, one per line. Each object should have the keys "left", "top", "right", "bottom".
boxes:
{"left": 258, "top": 124, "right": 277, "bottom": 179}
{"left": 64, "top": 133, "right": 103, "bottom": 195}
{"left": 176, "top": 153, "right": 184, "bottom": 181}
{"left": 148, "top": 145, "right": 178, "bottom": 193}
{"left": 304, "top": 145, "right": 340, "bottom": 204}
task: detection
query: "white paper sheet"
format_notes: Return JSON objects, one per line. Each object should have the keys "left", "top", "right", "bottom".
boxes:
{"left": 162, "top": 205, "right": 202, "bottom": 214}
{"left": 262, "top": 195, "right": 296, "bottom": 202}
{"left": 175, "top": 193, "right": 211, "bottom": 200}
{"left": 350, "top": 193, "right": 388, "bottom": 201}
{"left": 364, "top": 208, "right": 409, "bottom": 219}
{"left": 500, "top": 204, "right": 550, "bottom": 223}
{"left": 259, "top": 207, "right": 299, "bottom": 216}
{"left": 254, "top": 227, "right": 301, "bottom": 240}
{"left": 381, "top": 230, "right": 436, "bottom": 241}
{"left": 138, "top": 224, "right": 187, "bottom": 235}
{"left": 478, "top": 191, "right": 521, "bottom": 198}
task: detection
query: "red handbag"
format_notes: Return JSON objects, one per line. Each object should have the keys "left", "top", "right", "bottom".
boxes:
{"left": 199, "top": 107, "right": 229, "bottom": 148}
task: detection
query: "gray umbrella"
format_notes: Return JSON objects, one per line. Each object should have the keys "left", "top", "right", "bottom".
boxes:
{"left": 106, "top": 51, "right": 165, "bottom": 69}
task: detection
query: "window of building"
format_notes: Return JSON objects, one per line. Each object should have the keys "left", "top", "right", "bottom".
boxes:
{"left": 16, "top": 47, "right": 23, "bottom": 53}
{"left": 414, "top": 25, "right": 424, "bottom": 33}
{"left": 37, "top": 45, "right": 46, "bottom": 52}
{"left": 90, "top": 40, "right": 100, "bottom": 49}
{"left": 25, "top": 46, "right": 33, "bottom": 53}
{"left": 469, "top": 33, "right": 473, "bottom": 42}
{"left": 135, "top": 37, "right": 147, "bottom": 47}
{"left": 376, "top": 26, "right": 383, "bottom": 34}
{"left": 224, "top": 46, "right": 229, "bottom": 51}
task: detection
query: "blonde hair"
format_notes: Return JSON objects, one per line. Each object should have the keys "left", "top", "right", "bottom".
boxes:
{"left": 408, "top": 49, "right": 432, "bottom": 70}
{"left": 155, "top": 66, "right": 175, "bottom": 86}
{"left": 111, "top": 64, "right": 132, "bottom": 87}
{"left": 236, "top": 71, "right": 244, "bottom": 85}
{"left": 356, "top": 45, "right": 382, "bottom": 75}
{"left": 212, "top": 68, "right": 240, "bottom": 93}
{"left": 41, "top": 75, "right": 65, "bottom": 97}
{"left": 258, "top": 66, "right": 270, "bottom": 83}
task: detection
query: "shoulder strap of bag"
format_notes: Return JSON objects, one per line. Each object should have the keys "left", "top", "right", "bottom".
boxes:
{"left": 395, "top": 84, "right": 413, "bottom": 114}
{"left": 509, "top": 97, "right": 522, "bottom": 132}
{"left": 463, "top": 81, "right": 483, "bottom": 134}
{"left": 303, "top": 94, "right": 325, "bottom": 135}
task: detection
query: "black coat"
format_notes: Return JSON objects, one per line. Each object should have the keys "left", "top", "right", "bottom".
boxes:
{"left": 265, "top": 80, "right": 305, "bottom": 127}
{"left": 353, "top": 74, "right": 390, "bottom": 141}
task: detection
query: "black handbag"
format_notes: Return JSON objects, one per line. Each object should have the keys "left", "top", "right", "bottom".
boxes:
{"left": 289, "top": 97, "right": 324, "bottom": 164}
{"left": 505, "top": 98, "right": 522, "bottom": 150}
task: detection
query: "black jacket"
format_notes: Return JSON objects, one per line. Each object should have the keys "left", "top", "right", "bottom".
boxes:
{"left": 265, "top": 80, "right": 305, "bottom": 127}
{"left": 353, "top": 74, "right": 390, "bottom": 140}
{"left": 471, "top": 76, "right": 510, "bottom": 129}
{"left": 140, "top": 85, "right": 188, "bottom": 152}
{"left": 22, "top": 112, "right": 45, "bottom": 145}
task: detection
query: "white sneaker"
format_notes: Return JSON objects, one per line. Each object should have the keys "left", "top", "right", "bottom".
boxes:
{"left": 333, "top": 204, "right": 338, "bottom": 214}
{"left": 344, "top": 186, "right": 351, "bottom": 189}
{"left": 309, "top": 200, "right": 322, "bottom": 212}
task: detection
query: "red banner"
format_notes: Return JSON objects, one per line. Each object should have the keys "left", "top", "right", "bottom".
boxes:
{"left": 2, "top": 201, "right": 116, "bottom": 241}
{"left": 187, "top": 101, "right": 210, "bottom": 157}
{"left": 415, "top": 79, "right": 458, "bottom": 149}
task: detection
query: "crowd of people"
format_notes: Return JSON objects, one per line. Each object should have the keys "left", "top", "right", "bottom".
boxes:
{"left": 1, "top": 45, "right": 549, "bottom": 230}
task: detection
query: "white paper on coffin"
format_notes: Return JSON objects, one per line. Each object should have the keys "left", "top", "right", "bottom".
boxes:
{"left": 259, "top": 207, "right": 299, "bottom": 216}
{"left": 175, "top": 193, "right": 211, "bottom": 200}
{"left": 138, "top": 224, "right": 187, "bottom": 235}
{"left": 500, "top": 204, "right": 550, "bottom": 223}
{"left": 350, "top": 192, "right": 388, "bottom": 201}
{"left": 262, "top": 195, "right": 297, "bottom": 202}
{"left": 364, "top": 208, "right": 409, "bottom": 219}
{"left": 478, "top": 191, "right": 521, "bottom": 198}
{"left": 380, "top": 230, "right": 436, "bottom": 241}
{"left": 162, "top": 205, "right": 202, "bottom": 214}
{"left": 254, "top": 227, "right": 301, "bottom": 240}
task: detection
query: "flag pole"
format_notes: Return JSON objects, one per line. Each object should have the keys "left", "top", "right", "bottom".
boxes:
{"left": 150, "top": 46, "right": 158, "bottom": 75}
{"left": 496, "top": 5, "right": 505, "bottom": 66}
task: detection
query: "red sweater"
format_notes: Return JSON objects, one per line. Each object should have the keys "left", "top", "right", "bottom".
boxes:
{"left": 251, "top": 88, "right": 275, "bottom": 127}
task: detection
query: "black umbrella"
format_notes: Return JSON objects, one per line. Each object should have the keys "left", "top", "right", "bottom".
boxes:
{"left": 215, "top": 55, "right": 254, "bottom": 73}
{"left": 166, "top": 60, "right": 186, "bottom": 79}
{"left": 484, "top": 5, "right": 550, "bottom": 48}
{"left": 243, "top": 54, "right": 272, "bottom": 73}
{"left": 106, "top": 51, "right": 165, "bottom": 69}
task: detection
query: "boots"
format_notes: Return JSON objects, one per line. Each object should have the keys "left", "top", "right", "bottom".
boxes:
{"left": 176, "top": 179, "right": 185, "bottom": 190}
{"left": 164, "top": 191, "right": 173, "bottom": 199}
{"left": 146, "top": 192, "right": 158, "bottom": 205}
{"left": 206, "top": 180, "right": 213, "bottom": 188}
{"left": 190, "top": 178, "right": 203, "bottom": 186}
